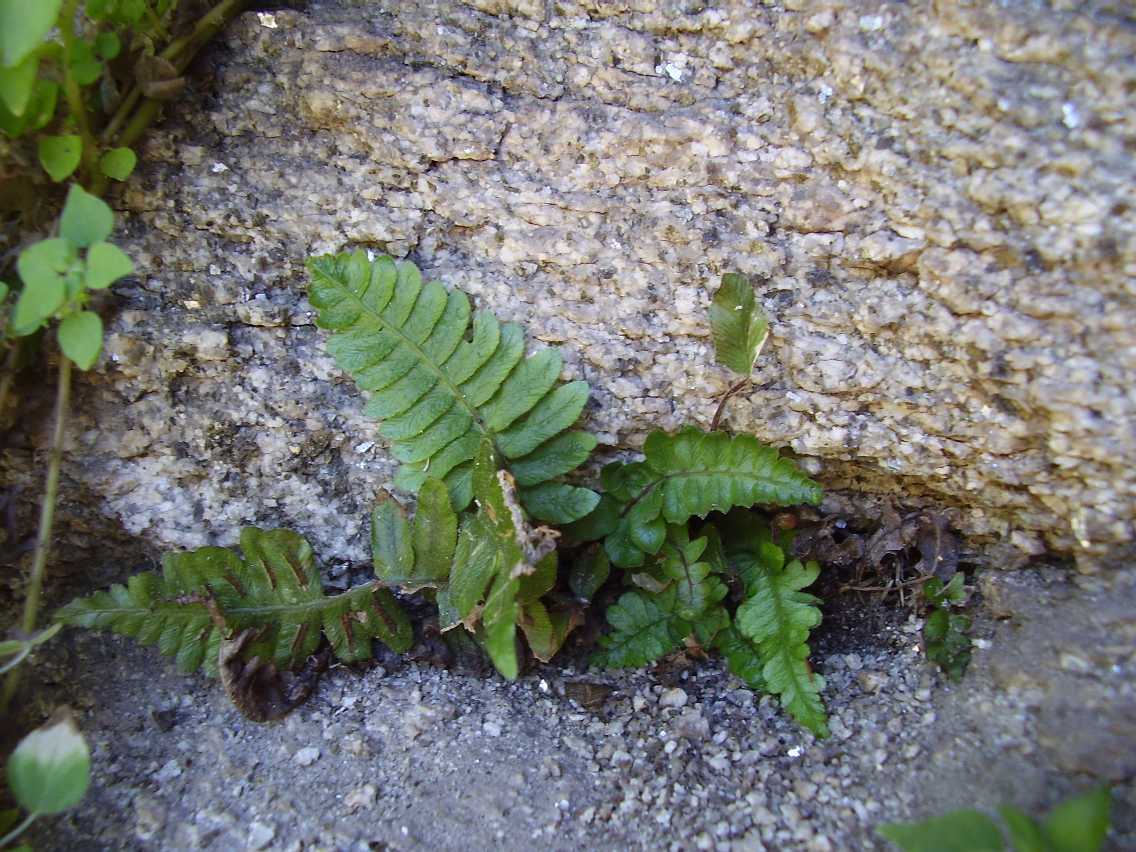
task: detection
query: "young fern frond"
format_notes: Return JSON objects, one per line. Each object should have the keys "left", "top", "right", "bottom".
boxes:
{"left": 306, "top": 251, "right": 598, "bottom": 522}
{"left": 730, "top": 522, "right": 828, "bottom": 737}
{"left": 592, "top": 587, "right": 688, "bottom": 669}
{"left": 428, "top": 438, "right": 569, "bottom": 678}
{"left": 593, "top": 529, "right": 729, "bottom": 669}
{"left": 572, "top": 427, "right": 821, "bottom": 567}
{"left": 55, "top": 528, "right": 413, "bottom": 677}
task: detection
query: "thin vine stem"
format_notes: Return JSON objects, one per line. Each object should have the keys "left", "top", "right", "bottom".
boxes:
{"left": 1, "top": 356, "right": 72, "bottom": 713}
{"left": 58, "top": 0, "right": 99, "bottom": 186}
{"left": 0, "top": 811, "right": 38, "bottom": 847}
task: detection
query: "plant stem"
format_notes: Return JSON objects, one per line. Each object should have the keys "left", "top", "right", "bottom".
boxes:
{"left": 0, "top": 811, "right": 38, "bottom": 847}
{"left": 710, "top": 378, "right": 750, "bottom": 432}
{"left": 58, "top": 0, "right": 100, "bottom": 187}
{"left": 98, "top": 0, "right": 252, "bottom": 184}
{"left": 0, "top": 357, "right": 72, "bottom": 714}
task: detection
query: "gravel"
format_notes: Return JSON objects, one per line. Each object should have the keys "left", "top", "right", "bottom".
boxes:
{"left": 13, "top": 583, "right": 1134, "bottom": 850}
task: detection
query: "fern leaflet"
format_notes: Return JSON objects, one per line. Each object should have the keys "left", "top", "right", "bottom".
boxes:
{"left": 56, "top": 528, "right": 413, "bottom": 677}
{"left": 371, "top": 478, "right": 457, "bottom": 593}
{"left": 710, "top": 273, "right": 768, "bottom": 375}
{"left": 306, "top": 251, "right": 598, "bottom": 522}
{"left": 572, "top": 427, "right": 821, "bottom": 567}
{"left": 730, "top": 523, "right": 828, "bottom": 737}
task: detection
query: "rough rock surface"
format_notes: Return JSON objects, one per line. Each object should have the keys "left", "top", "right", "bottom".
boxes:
{"left": 7, "top": 0, "right": 1132, "bottom": 568}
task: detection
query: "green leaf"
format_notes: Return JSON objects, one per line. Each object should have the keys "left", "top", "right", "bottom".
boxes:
{"left": 1041, "top": 786, "right": 1111, "bottom": 852}
{"left": 57, "top": 310, "right": 103, "bottom": 370}
{"left": 732, "top": 523, "right": 828, "bottom": 736}
{"left": 56, "top": 527, "right": 413, "bottom": 677}
{"left": 38, "top": 135, "right": 82, "bottom": 182}
{"left": 924, "top": 609, "right": 971, "bottom": 681}
{"left": 306, "top": 251, "right": 597, "bottom": 511}
{"left": 518, "top": 599, "right": 576, "bottom": 663}
{"left": 84, "top": 241, "right": 134, "bottom": 289}
{"left": 645, "top": 526, "right": 727, "bottom": 621}
{"left": 12, "top": 238, "right": 73, "bottom": 334}
{"left": 442, "top": 439, "right": 560, "bottom": 679}
{"left": 7, "top": 709, "right": 90, "bottom": 815}
{"left": 0, "top": 0, "right": 63, "bottom": 67}
{"left": 715, "top": 623, "right": 765, "bottom": 691}
{"left": 600, "top": 427, "right": 821, "bottom": 567}
{"left": 60, "top": 184, "right": 114, "bottom": 247}
{"left": 877, "top": 810, "right": 1004, "bottom": 852}
{"left": 519, "top": 481, "right": 599, "bottom": 524}
{"left": 98, "top": 146, "right": 136, "bottom": 181}
{"left": 94, "top": 31, "right": 120, "bottom": 60}
{"left": 710, "top": 272, "right": 768, "bottom": 375}
{"left": 568, "top": 546, "right": 610, "bottom": 603}
{"left": 0, "top": 280, "right": 7, "bottom": 302}
{"left": 67, "top": 40, "right": 102, "bottom": 85}
{"left": 370, "top": 480, "right": 457, "bottom": 592}
{"left": 592, "top": 587, "right": 687, "bottom": 668}
{"left": 998, "top": 805, "right": 1045, "bottom": 852}
{"left": 0, "top": 77, "right": 58, "bottom": 136}
{"left": 0, "top": 52, "right": 38, "bottom": 116}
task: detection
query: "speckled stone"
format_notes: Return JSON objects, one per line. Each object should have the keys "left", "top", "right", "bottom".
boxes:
{"left": 11, "top": 0, "right": 1134, "bottom": 571}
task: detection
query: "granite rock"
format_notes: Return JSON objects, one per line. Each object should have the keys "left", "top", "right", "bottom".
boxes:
{"left": 6, "top": 0, "right": 1135, "bottom": 572}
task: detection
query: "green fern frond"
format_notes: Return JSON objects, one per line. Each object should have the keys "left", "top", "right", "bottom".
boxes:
{"left": 56, "top": 528, "right": 413, "bottom": 677}
{"left": 579, "top": 427, "right": 821, "bottom": 567}
{"left": 591, "top": 587, "right": 688, "bottom": 669}
{"left": 433, "top": 439, "right": 563, "bottom": 679}
{"left": 710, "top": 273, "right": 768, "bottom": 375}
{"left": 731, "top": 524, "right": 828, "bottom": 737}
{"left": 648, "top": 525, "right": 728, "bottom": 621}
{"left": 306, "top": 251, "right": 598, "bottom": 521}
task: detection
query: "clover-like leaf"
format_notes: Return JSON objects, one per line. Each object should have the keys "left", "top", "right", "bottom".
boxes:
{"left": 59, "top": 184, "right": 114, "bottom": 247}
{"left": 11, "top": 238, "right": 73, "bottom": 335}
{"left": 38, "top": 135, "right": 82, "bottom": 182}
{"left": 57, "top": 310, "right": 103, "bottom": 370}
{"left": 0, "top": 0, "right": 63, "bottom": 67}
{"left": 7, "top": 708, "right": 90, "bottom": 816}
{"left": 84, "top": 241, "right": 134, "bottom": 289}
{"left": 0, "top": 52, "right": 38, "bottom": 116}
{"left": 98, "top": 146, "right": 136, "bottom": 181}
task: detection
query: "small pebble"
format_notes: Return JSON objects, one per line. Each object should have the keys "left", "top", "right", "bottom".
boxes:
{"left": 659, "top": 687, "right": 689, "bottom": 708}
{"left": 247, "top": 821, "right": 275, "bottom": 851}
{"left": 293, "top": 746, "right": 320, "bottom": 766}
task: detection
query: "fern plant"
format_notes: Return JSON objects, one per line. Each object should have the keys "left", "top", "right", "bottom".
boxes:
{"left": 55, "top": 527, "right": 413, "bottom": 678}
{"left": 306, "top": 251, "right": 598, "bottom": 523}
{"left": 590, "top": 512, "right": 829, "bottom": 736}
{"left": 569, "top": 427, "right": 821, "bottom": 568}
{"left": 371, "top": 438, "right": 578, "bottom": 679}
